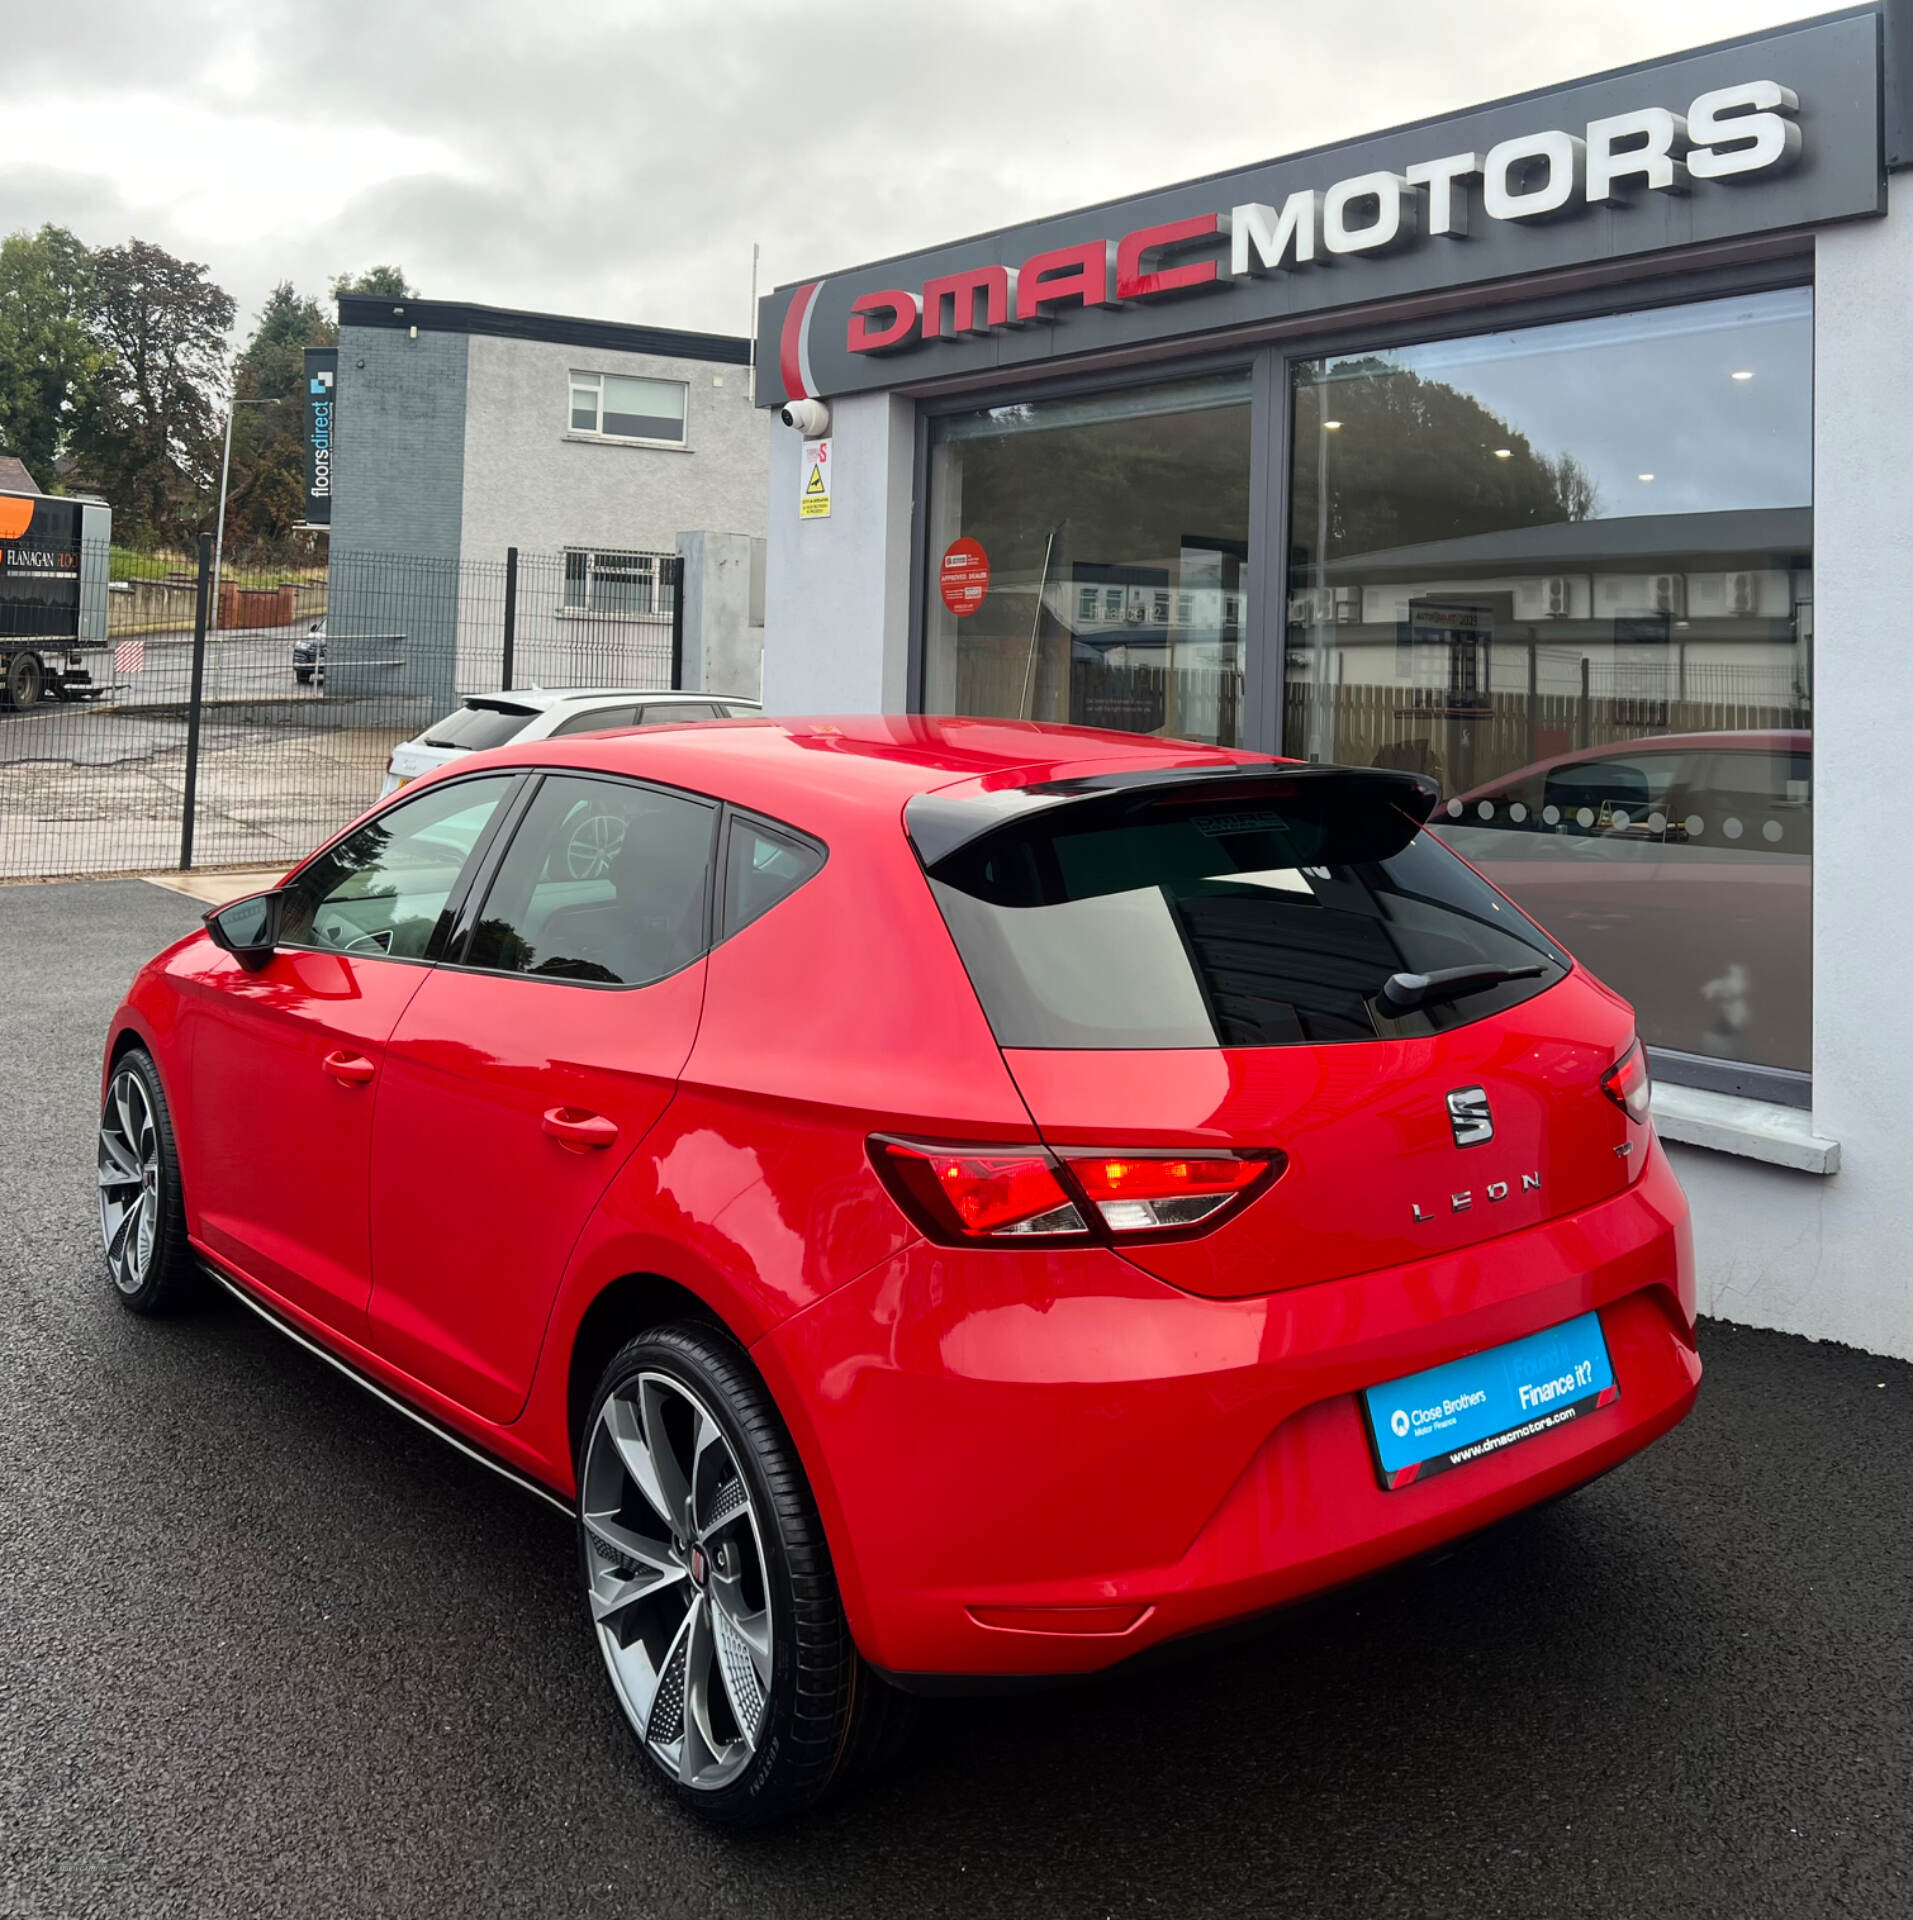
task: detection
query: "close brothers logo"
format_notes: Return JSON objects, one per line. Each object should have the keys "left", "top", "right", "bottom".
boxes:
{"left": 1390, "top": 1409, "right": 1412, "bottom": 1439}
{"left": 775, "top": 79, "right": 1803, "bottom": 400}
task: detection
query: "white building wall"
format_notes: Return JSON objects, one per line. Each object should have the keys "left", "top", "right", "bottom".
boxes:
{"left": 752, "top": 191, "right": 1913, "bottom": 1359}
{"left": 761, "top": 393, "right": 914, "bottom": 713}
{"left": 1672, "top": 181, "right": 1913, "bottom": 1362}
{"left": 458, "top": 333, "right": 768, "bottom": 564}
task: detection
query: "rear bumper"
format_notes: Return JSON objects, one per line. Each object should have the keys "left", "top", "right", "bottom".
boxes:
{"left": 756, "top": 1141, "right": 1697, "bottom": 1678}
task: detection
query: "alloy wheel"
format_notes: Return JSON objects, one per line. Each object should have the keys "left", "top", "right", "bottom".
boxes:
{"left": 98, "top": 1067, "right": 160, "bottom": 1295}
{"left": 565, "top": 812, "right": 626, "bottom": 879}
{"left": 581, "top": 1371, "right": 775, "bottom": 1792}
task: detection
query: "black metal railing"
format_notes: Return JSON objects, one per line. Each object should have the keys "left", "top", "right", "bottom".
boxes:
{"left": 0, "top": 538, "right": 683, "bottom": 882}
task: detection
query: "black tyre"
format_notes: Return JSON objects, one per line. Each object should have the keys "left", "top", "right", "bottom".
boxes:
{"left": 294, "top": 667, "right": 313, "bottom": 686}
{"left": 98, "top": 1047, "right": 198, "bottom": 1314}
{"left": 577, "top": 1322, "right": 909, "bottom": 1826}
{"left": 5, "top": 650, "right": 44, "bottom": 710}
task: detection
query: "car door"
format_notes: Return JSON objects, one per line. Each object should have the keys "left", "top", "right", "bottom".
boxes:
{"left": 182, "top": 774, "right": 518, "bottom": 1333}
{"left": 365, "top": 770, "right": 719, "bottom": 1422}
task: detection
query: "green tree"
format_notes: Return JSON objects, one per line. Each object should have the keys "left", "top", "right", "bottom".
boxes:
{"left": 0, "top": 225, "right": 101, "bottom": 480}
{"left": 1289, "top": 360, "right": 1602, "bottom": 568}
{"left": 221, "top": 282, "right": 335, "bottom": 553}
{"left": 70, "top": 240, "right": 236, "bottom": 546}
{"left": 330, "top": 265, "right": 416, "bottom": 300}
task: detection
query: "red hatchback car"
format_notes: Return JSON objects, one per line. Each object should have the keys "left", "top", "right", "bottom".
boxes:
{"left": 99, "top": 715, "right": 1699, "bottom": 1825}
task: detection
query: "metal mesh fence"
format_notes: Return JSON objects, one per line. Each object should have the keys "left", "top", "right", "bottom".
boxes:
{"left": 1, "top": 540, "right": 682, "bottom": 883}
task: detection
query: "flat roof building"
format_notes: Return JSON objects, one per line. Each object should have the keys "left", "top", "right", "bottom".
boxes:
{"left": 324, "top": 296, "right": 769, "bottom": 704}
{"left": 753, "top": 4, "right": 1913, "bottom": 1359}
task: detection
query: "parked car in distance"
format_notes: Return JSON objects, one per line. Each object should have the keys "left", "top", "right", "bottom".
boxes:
{"left": 100, "top": 716, "right": 1698, "bottom": 1826}
{"left": 1440, "top": 731, "right": 1811, "bottom": 1072}
{"left": 293, "top": 620, "right": 325, "bottom": 686}
{"left": 380, "top": 687, "right": 762, "bottom": 797}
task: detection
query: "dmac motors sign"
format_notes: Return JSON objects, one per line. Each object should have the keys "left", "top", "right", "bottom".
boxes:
{"left": 757, "top": 12, "right": 1885, "bottom": 407}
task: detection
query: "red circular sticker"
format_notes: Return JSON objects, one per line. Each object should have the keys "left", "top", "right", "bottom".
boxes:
{"left": 938, "top": 537, "right": 991, "bottom": 617}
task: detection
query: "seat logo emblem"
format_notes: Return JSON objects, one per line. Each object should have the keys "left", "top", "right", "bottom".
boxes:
{"left": 1446, "top": 1086, "right": 1494, "bottom": 1147}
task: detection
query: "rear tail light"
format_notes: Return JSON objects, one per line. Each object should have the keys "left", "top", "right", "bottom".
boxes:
{"left": 1061, "top": 1151, "right": 1275, "bottom": 1232}
{"left": 1601, "top": 1039, "right": 1652, "bottom": 1123}
{"left": 869, "top": 1137, "right": 1283, "bottom": 1246}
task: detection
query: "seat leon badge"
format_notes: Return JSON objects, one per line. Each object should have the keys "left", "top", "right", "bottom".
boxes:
{"left": 1446, "top": 1086, "right": 1494, "bottom": 1147}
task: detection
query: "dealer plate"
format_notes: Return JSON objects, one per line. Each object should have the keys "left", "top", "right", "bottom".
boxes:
{"left": 1362, "top": 1311, "right": 1618, "bottom": 1491}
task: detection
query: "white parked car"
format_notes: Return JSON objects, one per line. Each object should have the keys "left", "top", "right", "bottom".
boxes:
{"left": 379, "top": 687, "right": 761, "bottom": 797}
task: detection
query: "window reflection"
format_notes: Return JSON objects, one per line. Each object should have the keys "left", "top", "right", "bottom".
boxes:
{"left": 1287, "top": 290, "right": 1813, "bottom": 1072}
{"left": 924, "top": 376, "right": 1252, "bottom": 747}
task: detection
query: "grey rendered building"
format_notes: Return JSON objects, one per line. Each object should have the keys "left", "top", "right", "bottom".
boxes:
{"left": 327, "top": 295, "right": 768, "bottom": 701}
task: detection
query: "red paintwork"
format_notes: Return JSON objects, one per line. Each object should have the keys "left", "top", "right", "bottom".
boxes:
{"left": 1003, "top": 965, "right": 1644, "bottom": 1301}
{"left": 104, "top": 715, "right": 1699, "bottom": 1679}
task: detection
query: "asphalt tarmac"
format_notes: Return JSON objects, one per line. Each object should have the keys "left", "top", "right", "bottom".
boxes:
{"left": 3, "top": 879, "right": 1908, "bottom": 1919}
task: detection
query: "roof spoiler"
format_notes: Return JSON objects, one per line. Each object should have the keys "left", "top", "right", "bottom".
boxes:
{"left": 906, "top": 763, "right": 1441, "bottom": 870}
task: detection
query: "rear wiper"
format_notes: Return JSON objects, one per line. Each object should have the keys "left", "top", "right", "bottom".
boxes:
{"left": 1379, "top": 963, "right": 1547, "bottom": 1015}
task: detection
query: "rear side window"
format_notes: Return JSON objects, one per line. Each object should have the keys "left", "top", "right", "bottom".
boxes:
{"left": 638, "top": 701, "right": 720, "bottom": 724}
{"left": 923, "top": 790, "right": 1565, "bottom": 1050}
{"left": 424, "top": 701, "right": 538, "bottom": 750}
{"left": 722, "top": 815, "right": 824, "bottom": 937}
{"left": 548, "top": 704, "right": 639, "bottom": 737}
{"left": 461, "top": 774, "right": 716, "bottom": 985}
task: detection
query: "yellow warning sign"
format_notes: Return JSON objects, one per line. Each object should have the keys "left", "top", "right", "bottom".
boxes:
{"left": 799, "top": 436, "right": 832, "bottom": 519}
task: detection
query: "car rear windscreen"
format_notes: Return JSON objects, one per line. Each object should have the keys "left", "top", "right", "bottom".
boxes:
{"left": 424, "top": 702, "right": 538, "bottom": 750}
{"left": 922, "top": 788, "right": 1567, "bottom": 1049}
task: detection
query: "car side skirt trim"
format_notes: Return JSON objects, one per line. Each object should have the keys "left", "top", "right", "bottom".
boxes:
{"left": 200, "top": 1261, "right": 573, "bottom": 1518}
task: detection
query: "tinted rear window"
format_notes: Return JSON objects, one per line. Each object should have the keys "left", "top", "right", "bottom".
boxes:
{"left": 424, "top": 702, "right": 537, "bottom": 750}
{"left": 924, "top": 792, "right": 1566, "bottom": 1050}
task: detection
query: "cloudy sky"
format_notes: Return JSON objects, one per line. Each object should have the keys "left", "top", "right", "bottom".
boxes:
{"left": 1, "top": 0, "right": 1817, "bottom": 345}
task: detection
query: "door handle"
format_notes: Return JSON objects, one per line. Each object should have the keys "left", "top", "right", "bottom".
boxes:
{"left": 322, "top": 1050, "right": 376, "bottom": 1086}
{"left": 542, "top": 1106, "right": 619, "bottom": 1152}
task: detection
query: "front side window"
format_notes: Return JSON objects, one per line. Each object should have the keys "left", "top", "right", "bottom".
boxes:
{"left": 462, "top": 774, "right": 715, "bottom": 986}
{"left": 1286, "top": 288, "right": 1813, "bottom": 1077}
{"left": 922, "top": 373, "right": 1252, "bottom": 748}
{"left": 568, "top": 370, "right": 688, "bottom": 444}
{"left": 281, "top": 776, "right": 511, "bottom": 960}
{"left": 563, "top": 549, "right": 657, "bottom": 617}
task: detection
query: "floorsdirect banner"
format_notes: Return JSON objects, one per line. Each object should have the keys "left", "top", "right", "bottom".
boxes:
{"left": 304, "top": 347, "right": 337, "bottom": 528}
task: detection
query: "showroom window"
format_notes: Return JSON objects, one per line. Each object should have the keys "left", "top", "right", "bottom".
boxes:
{"left": 922, "top": 374, "right": 1252, "bottom": 747}
{"left": 568, "top": 370, "right": 687, "bottom": 444}
{"left": 563, "top": 548, "right": 658, "bottom": 617}
{"left": 1285, "top": 288, "right": 1813, "bottom": 1080}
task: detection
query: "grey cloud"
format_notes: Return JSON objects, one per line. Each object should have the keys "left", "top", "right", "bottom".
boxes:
{"left": 7, "top": 0, "right": 1815, "bottom": 341}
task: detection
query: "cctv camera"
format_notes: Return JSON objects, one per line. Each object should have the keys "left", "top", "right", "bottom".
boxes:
{"left": 780, "top": 397, "right": 831, "bottom": 436}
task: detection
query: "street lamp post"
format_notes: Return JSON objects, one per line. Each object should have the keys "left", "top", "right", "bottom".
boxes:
{"left": 210, "top": 395, "right": 280, "bottom": 634}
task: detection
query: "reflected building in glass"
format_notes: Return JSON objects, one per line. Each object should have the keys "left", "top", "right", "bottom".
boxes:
{"left": 1285, "top": 291, "right": 1813, "bottom": 1071}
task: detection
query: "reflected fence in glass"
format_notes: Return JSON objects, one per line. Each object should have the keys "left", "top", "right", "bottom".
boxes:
{"left": 924, "top": 375, "right": 1253, "bottom": 748}
{"left": 1285, "top": 289, "right": 1814, "bottom": 1075}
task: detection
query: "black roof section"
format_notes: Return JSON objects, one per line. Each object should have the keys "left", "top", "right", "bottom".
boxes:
{"left": 337, "top": 295, "right": 752, "bottom": 366}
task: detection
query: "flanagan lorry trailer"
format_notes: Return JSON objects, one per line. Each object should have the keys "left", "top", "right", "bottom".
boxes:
{"left": 0, "top": 490, "right": 111, "bottom": 709}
